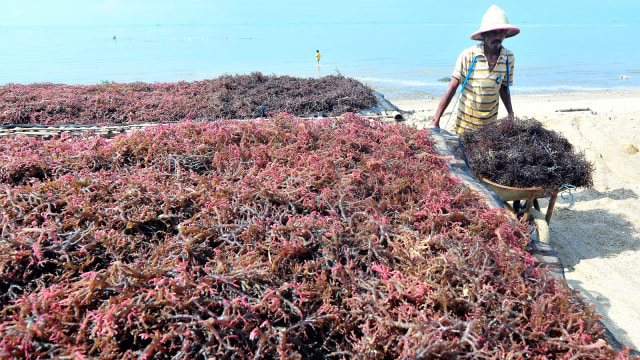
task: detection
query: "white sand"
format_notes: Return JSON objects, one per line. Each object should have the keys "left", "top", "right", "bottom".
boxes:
{"left": 392, "top": 90, "right": 640, "bottom": 350}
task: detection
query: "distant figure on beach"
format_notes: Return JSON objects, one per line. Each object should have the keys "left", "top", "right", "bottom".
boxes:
{"left": 432, "top": 5, "right": 519, "bottom": 134}
{"left": 316, "top": 50, "right": 321, "bottom": 64}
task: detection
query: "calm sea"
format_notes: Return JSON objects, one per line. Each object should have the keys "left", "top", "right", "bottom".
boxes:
{"left": 1, "top": 23, "right": 639, "bottom": 99}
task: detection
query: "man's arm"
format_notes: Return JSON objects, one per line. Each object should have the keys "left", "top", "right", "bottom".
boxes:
{"left": 432, "top": 77, "right": 460, "bottom": 128}
{"left": 499, "top": 85, "right": 514, "bottom": 121}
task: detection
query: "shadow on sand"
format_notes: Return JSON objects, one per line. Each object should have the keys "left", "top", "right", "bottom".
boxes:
{"left": 542, "top": 188, "right": 640, "bottom": 353}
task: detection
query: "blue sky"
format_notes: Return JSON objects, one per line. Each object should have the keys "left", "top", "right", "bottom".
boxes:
{"left": 1, "top": 0, "right": 639, "bottom": 26}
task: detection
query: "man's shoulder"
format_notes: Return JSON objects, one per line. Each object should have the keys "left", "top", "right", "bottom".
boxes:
{"left": 457, "top": 44, "right": 486, "bottom": 62}
{"left": 460, "top": 44, "right": 484, "bottom": 57}
{"left": 458, "top": 45, "right": 515, "bottom": 58}
{"left": 502, "top": 47, "right": 514, "bottom": 57}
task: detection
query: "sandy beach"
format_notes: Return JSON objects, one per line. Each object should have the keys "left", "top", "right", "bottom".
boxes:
{"left": 391, "top": 90, "right": 640, "bottom": 350}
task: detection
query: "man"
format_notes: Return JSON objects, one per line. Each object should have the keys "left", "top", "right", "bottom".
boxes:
{"left": 316, "top": 50, "right": 322, "bottom": 64}
{"left": 432, "top": 5, "right": 520, "bottom": 134}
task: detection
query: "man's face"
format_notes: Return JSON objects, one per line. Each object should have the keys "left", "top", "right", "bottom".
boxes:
{"left": 483, "top": 29, "right": 508, "bottom": 51}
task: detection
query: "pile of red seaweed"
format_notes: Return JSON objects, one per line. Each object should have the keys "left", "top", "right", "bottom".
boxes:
{"left": 0, "top": 73, "right": 377, "bottom": 126}
{"left": 1, "top": 114, "right": 634, "bottom": 359}
{"left": 460, "top": 117, "right": 594, "bottom": 193}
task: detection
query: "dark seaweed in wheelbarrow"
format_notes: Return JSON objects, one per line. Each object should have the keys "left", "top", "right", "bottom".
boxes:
{"left": 460, "top": 117, "right": 594, "bottom": 194}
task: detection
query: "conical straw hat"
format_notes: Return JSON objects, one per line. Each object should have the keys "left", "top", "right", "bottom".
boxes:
{"left": 470, "top": 5, "right": 520, "bottom": 41}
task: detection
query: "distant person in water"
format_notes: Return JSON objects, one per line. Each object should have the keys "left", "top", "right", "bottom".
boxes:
{"left": 432, "top": 5, "right": 519, "bottom": 134}
{"left": 316, "top": 50, "right": 321, "bottom": 63}
{"left": 113, "top": 35, "right": 116, "bottom": 40}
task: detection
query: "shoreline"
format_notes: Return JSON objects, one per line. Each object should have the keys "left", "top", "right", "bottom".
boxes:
{"left": 387, "top": 89, "right": 640, "bottom": 131}
{"left": 391, "top": 89, "right": 640, "bottom": 350}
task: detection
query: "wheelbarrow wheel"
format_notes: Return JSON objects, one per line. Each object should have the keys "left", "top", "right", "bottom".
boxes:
{"left": 530, "top": 208, "right": 550, "bottom": 244}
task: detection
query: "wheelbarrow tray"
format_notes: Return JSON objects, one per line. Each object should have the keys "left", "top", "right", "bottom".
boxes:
{"left": 481, "top": 178, "right": 558, "bottom": 224}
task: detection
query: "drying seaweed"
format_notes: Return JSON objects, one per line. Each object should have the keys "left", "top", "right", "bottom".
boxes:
{"left": 460, "top": 117, "right": 594, "bottom": 194}
{"left": 1, "top": 114, "right": 634, "bottom": 359}
{"left": 0, "top": 73, "right": 378, "bottom": 125}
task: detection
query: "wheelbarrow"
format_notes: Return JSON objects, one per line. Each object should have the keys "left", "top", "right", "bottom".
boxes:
{"left": 480, "top": 178, "right": 559, "bottom": 225}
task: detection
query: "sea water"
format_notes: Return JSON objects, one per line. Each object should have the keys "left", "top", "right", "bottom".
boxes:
{"left": 1, "top": 22, "right": 639, "bottom": 99}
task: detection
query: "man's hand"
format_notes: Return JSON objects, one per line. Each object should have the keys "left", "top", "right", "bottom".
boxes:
{"left": 432, "top": 77, "right": 460, "bottom": 129}
{"left": 500, "top": 86, "right": 514, "bottom": 122}
{"left": 431, "top": 116, "right": 441, "bottom": 128}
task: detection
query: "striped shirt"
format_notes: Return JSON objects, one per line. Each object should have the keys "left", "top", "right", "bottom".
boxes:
{"left": 452, "top": 44, "right": 514, "bottom": 134}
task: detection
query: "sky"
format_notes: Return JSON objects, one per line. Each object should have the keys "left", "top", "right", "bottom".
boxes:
{"left": 1, "top": 0, "right": 639, "bottom": 27}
